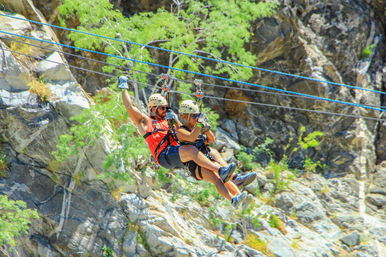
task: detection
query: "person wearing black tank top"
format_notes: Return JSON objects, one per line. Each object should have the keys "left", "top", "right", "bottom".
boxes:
{"left": 176, "top": 100, "right": 249, "bottom": 208}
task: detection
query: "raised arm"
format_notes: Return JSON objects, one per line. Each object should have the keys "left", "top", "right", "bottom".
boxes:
{"left": 119, "top": 77, "right": 149, "bottom": 136}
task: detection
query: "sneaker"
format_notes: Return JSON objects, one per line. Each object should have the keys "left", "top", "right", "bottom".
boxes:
{"left": 219, "top": 163, "right": 236, "bottom": 183}
{"left": 232, "top": 192, "right": 247, "bottom": 208}
{"left": 232, "top": 172, "right": 257, "bottom": 190}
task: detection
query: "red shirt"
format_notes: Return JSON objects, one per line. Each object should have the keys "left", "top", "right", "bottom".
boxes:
{"left": 144, "top": 117, "right": 178, "bottom": 162}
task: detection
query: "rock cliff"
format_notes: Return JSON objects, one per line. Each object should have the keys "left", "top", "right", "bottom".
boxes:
{"left": 0, "top": 0, "right": 385, "bottom": 257}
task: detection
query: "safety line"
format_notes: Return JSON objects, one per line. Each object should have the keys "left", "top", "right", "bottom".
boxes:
{"left": 170, "top": 76, "right": 386, "bottom": 109}
{"left": 0, "top": 36, "right": 156, "bottom": 78}
{"left": 0, "top": 12, "right": 384, "bottom": 95}
{"left": 3, "top": 48, "right": 115, "bottom": 78}
{"left": 1, "top": 30, "right": 384, "bottom": 113}
{"left": 5, "top": 35, "right": 385, "bottom": 110}
{"left": 7, "top": 36, "right": 386, "bottom": 108}
{"left": 4, "top": 47, "right": 385, "bottom": 122}
{"left": 171, "top": 90, "right": 385, "bottom": 122}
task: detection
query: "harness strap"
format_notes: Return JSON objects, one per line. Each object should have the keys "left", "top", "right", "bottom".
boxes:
{"left": 144, "top": 117, "right": 174, "bottom": 159}
{"left": 143, "top": 118, "right": 167, "bottom": 139}
{"left": 154, "top": 132, "right": 171, "bottom": 159}
{"left": 197, "top": 166, "right": 203, "bottom": 180}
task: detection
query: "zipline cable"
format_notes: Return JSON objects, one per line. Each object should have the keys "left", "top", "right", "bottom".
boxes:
{"left": 4, "top": 35, "right": 385, "bottom": 109}
{"left": 3, "top": 48, "right": 385, "bottom": 122}
{"left": 170, "top": 76, "right": 386, "bottom": 109}
{"left": 170, "top": 89, "right": 385, "bottom": 122}
{"left": 0, "top": 36, "right": 157, "bottom": 78}
{"left": 0, "top": 12, "right": 384, "bottom": 96}
{"left": 1, "top": 30, "right": 385, "bottom": 113}
{"left": 3, "top": 48, "right": 115, "bottom": 79}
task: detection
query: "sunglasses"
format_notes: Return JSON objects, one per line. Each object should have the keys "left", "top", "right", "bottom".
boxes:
{"left": 158, "top": 106, "right": 167, "bottom": 111}
{"left": 191, "top": 113, "right": 200, "bottom": 119}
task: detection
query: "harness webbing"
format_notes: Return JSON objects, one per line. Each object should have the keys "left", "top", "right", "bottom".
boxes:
{"left": 143, "top": 117, "right": 176, "bottom": 159}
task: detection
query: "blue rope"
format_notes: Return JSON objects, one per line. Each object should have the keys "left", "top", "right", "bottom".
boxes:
{"left": 0, "top": 12, "right": 384, "bottom": 95}
{"left": 5, "top": 47, "right": 385, "bottom": 122}
{"left": 1, "top": 30, "right": 384, "bottom": 113}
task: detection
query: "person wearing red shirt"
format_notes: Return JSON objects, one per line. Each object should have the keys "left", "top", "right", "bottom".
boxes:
{"left": 118, "top": 76, "right": 235, "bottom": 184}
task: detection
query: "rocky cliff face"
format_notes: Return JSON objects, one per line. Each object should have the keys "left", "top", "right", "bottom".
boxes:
{"left": 0, "top": 0, "right": 385, "bottom": 257}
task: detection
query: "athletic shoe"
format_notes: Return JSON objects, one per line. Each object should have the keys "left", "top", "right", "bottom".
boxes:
{"left": 232, "top": 172, "right": 257, "bottom": 190}
{"left": 219, "top": 163, "right": 236, "bottom": 183}
{"left": 232, "top": 192, "right": 247, "bottom": 208}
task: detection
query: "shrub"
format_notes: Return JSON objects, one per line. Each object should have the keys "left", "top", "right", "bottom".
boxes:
{"left": 0, "top": 195, "right": 39, "bottom": 255}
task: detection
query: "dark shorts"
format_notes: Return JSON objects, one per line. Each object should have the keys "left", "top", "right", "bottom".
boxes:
{"left": 158, "top": 145, "right": 185, "bottom": 169}
{"left": 186, "top": 161, "right": 202, "bottom": 180}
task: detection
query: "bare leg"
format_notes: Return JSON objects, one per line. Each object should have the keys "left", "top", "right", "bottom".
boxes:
{"left": 179, "top": 145, "right": 221, "bottom": 172}
{"left": 198, "top": 167, "right": 234, "bottom": 201}
{"left": 209, "top": 147, "right": 228, "bottom": 166}
{"left": 225, "top": 181, "right": 241, "bottom": 196}
{"left": 209, "top": 147, "right": 237, "bottom": 180}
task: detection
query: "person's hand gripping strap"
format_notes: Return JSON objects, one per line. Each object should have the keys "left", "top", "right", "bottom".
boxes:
{"left": 197, "top": 113, "right": 211, "bottom": 132}
{"left": 165, "top": 109, "right": 179, "bottom": 124}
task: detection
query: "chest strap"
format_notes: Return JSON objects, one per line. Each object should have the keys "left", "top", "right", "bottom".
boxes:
{"left": 143, "top": 117, "right": 175, "bottom": 158}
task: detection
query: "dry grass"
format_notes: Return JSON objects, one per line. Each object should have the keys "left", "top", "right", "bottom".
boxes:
{"left": 8, "top": 39, "right": 40, "bottom": 66}
{"left": 269, "top": 214, "right": 287, "bottom": 235}
{"left": 243, "top": 233, "right": 274, "bottom": 257}
{"left": 9, "top": 39, "right": 36, "bottom": 56}
{"left": 110, "top": 187, "right": 124, "bottom": 201}
{"left": 29, "top": 77, "right": 53, "bottom": 102}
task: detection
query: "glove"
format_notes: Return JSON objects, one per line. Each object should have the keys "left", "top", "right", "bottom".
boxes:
{"left": 201, "top": 122, "right": 211, "bottom": 133}
{"left": 165, "top": 109, "right": 178, "bottom": 123}
{"left": 197, "top": 113, "right": 208, "bottom": 124}
{"left": 118, "top": 76, "right": 129, "bottom": 90}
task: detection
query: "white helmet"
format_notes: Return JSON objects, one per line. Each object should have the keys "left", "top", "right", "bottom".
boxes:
{"left": 179, "top": 100, "right": 199, "bottom": 114}
{"left": 148, "top": 93, "right": 167, "bottom": 107}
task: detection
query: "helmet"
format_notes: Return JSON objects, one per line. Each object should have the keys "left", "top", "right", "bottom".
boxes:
{"left": 179, "top": 100, "right": 199, "bottom": 114}
{"left": 148, "top": 94, "right": 167, "bottom": 107}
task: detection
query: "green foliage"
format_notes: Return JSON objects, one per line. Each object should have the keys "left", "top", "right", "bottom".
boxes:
{"left": 208, "top": 207, "right": 223, "bottom": 229}
{"left": 58, "top": 0, "right": 278, "bottom": 122}
{"left": 361, "top": 44, "right": 374, "bottom": 59}
{"left": 267, "top": 160, "right": 288, "bottom": 193}
{"left": 0, "top": 149, "right": 8, "bottom": 177}
{"left": 236, "top": 146, "right": 260, "bottom": 171}
{"left": 156, "top": 167, "right": 170, "bottom": 187}
{"left": 0, "top": 195, "right": 39, "bottom": 254}
{"left": 101, "top": 245, "right": 115, "bottom": 257}
{"left": 268, "top": 214, "right": 280, "bottom": 229}
{"left": 304, "top": 156, "right": 326, "bottom": 174}
{"left": 251, "top": 214, "right": 261, "bottom": 230}
{"left": 297, "top": 126, "right": 323, "bottom": 150}
{"left": 53, "top": 91, "right": 149, "bottom": 184}
{"left": 237, "top": 138, "right": 274, "bottom": 171}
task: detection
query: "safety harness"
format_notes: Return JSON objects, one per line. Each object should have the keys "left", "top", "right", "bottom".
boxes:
{"left": 143, "top": 117, "right": 178, "bottom": 161}
{"left": 179, "top": 125, "right": 214, "bottom": 161}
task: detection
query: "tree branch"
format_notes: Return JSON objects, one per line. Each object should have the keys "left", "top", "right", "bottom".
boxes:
{"left": 193, "top": 50, "right": 238, "bottom": 73}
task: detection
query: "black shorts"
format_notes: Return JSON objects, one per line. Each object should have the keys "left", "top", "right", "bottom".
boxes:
{"left": 158, "top": 145, "right": 185, "bottom": 169}
{"left": 186, "top": 161, "right": 203, "bottom": 180}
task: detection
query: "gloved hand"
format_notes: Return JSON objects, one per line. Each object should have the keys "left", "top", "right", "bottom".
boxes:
{"left": 118, "top": 76, "right": 129, "bottom": 90}
{"left": 165, "top": 109, "right": 179, "bottom": 123}
{"left": 201, "top": 122, "right": 211, "bottom": 133}
{"left": 197, "top": 113, "right": 208, "bottom": 124}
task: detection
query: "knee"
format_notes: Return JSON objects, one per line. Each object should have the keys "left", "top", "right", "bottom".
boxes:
{"left": 211, "top": 172, "right": 223, "bottom": 184}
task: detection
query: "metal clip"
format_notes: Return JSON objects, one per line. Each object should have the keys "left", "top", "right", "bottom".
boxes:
{"left": 160, "top": 73, "right": 169, "bottom": 96}
{"left": 194, "top": 79, "right": 203, "bottom": 104}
